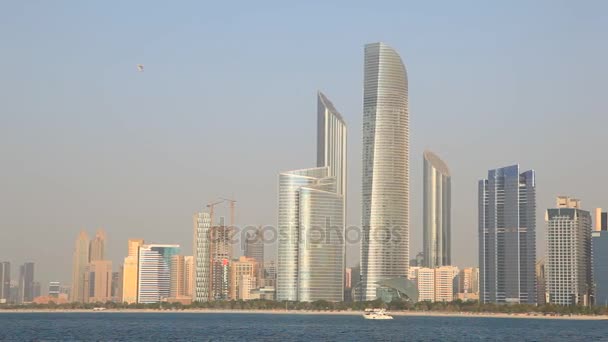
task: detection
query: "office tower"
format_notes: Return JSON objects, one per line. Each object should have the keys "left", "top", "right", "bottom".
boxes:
{"left": 546, "top": 197, "right": 592, "bottom": 306}
{"left": 244, "top": 226, "right": 265, "bottom": 264}
{"left": 85, "top": 260, "right": 112, "bottom": 303}
{"left": 536, "top": 258, "right": 546, "bottom": 305}
{"left": 137, "top": 244, "right": 180, "bottom": 304}
{"left": 276, "top": 91, "right": 346, "bottom": 302}
{"left": 479, "top": 165, "right": 536, "bottom": 304}
{"left": 122, "top": 239, "right": 144, "bottom": 304}
{"left": 170, "top": 255, "right": 187, "bottom": 298}
{"left": 229, "top": 256, "right": 258, "bottom": 300}
{"left": 361, "top": 42, "right": 409, "bottom": 301}
{"left": 0, "top": 262, "right": 10, "bottom": 304}
{"left": 423, "top": 151, "right": 451, "bottom": 268}
{"left": 89, "top": 229, "right": 106, "bottom": 262}
{"left": 48, "top": 282, "right": 60, "bottom": 298}
{"left": 277, "top": 167, "right": 344, "bottom": 302}
{"left": 210, "top": 225, "right": 232, "bottom": 300}
{"left": 18, "top": 262, "right": 34, "bottom": 303}
{"left": 71, "top": 230, "right": 90, "bottom": 302}
{"left": 184, "top": 256, "right": 194, "bottom": 298}
{"left": 111, "top": 271, "right": 122, "bottom": 301}
{"left": 193, "top": 211, "right": 211, "bottom": 302}
{"left": 593, "top": 228, "right": 608, "bottom": 305}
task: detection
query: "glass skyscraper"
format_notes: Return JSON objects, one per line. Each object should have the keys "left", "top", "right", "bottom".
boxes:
{"left": 277, "top": 92, "right": 346, "bottom": 302}
{"left": 360, "top": 42, "right": 409, "bottom": 301}
{"left": 137, "top": 244, "right": 180, "bottom": 304}
{"left": 423, "top": 150, "right": 451, "bottom": 268}
{"left": 0, "top": 262, "right": 10, "bottom": 304}
{"left": 193, "top": 211, "right": 211, "bottom": 302}
{"left": 479, "top": 165, "right": 536, "bottom": 304}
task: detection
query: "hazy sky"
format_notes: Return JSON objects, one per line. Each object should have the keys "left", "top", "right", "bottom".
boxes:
{"left": 1, "top": 1, "right": 607, "bottom": 290}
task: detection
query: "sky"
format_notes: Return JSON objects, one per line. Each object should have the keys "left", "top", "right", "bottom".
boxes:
{"left": 1, "top": 0, "right": 607, "bottom": 291}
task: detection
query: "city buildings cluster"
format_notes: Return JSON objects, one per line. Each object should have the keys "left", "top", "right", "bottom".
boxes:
{"left": 1, "top": 42, "right": 605, "bottom": 307}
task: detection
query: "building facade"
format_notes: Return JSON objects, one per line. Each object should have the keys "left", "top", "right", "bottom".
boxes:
{"left": 89, "top": 229, "right": 106, "bottom": 262}
{"left": 229, "top": 256, "right": 258, "bottom": 300}
{"left": 122, "top": 239, "right": 144, "bottom": 304}
{"left": 361, "top": 42, "right": 409, "bottom": 301}
{"left": 423, "top": 151, "right": 451, "bottom": 268}
{"left": 593, "top": 229, "right": 608, "bottom": 306}
{"left": 86, "top": 260, "right": 112, "bottom": 303}
{"left": 193, "top": 211, "right": 211, "bottom": 302}
{"left": 479, "top": 165, "right": 536, "bottom": 304}
{"left": 71, "top": 230, "right": 90, "bottom": 302}
{"left": 546, "top": 197, "right": 592, "bottom": 306}
{"left": 137, "top": 244, "right": 180, "bottom": 304}
{"left": 48, "top": 281, "right": 60, "bottom": 298}
{"left": 18, "top": 262, "right": 34, "bottom": 303}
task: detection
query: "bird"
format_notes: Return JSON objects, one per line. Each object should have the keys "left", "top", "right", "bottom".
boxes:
{"left": 136, "top": 64, "right": 144, "bottom": 72}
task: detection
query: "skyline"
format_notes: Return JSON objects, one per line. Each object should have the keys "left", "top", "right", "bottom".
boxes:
{"left": 1, "top": 1, "right": 608, "bottom": 288}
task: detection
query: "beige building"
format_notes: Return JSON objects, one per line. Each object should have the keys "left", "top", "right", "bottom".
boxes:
{"left": 170, "top": 255, "right": 186, "bottom": 298}
{"left": 86, "top": 260, "right": 112, "bottom": 303}
{"left": 71, "top": 230, "right": 90, "bottom": 302}
{"left": 457, "top": 268, "right": 479, "bottom": 294}
{"left": 122, "top": 239, "right": 144, "bottom": 304}
{"left": 411, "top": 267, "right": 435, "bottom": 301}
{"left": 89, "top": 229, "right": 107, "bottom": 262}
{"left": 184, "top": 256, "right": 194, "bottom": 298}
{"left": 434, "top": 266, "right": 459, "bottom": 302}
{"left": 229, "top": 256, "right": 258, "bottom": 300}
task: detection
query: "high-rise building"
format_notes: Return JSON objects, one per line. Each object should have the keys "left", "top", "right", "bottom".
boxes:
{"left": 48, "top": 281, "right": 60, "bottom": 298}
{"left": 137, "top": 244, "right": 180, "bottom": 304}
{"left": 170, "top": 255, "right": 187, "bottom": 298}
{"left": 18, "top": 262, "right": 34, "bottom": 303}
{"left": 71, "top": 230, "right": 90, "bottom": 302}
{"left": 411, "top": 267, "right": 434, "bottom": 302}
{"left": 33, "top": 281, "right": 41, "bottom": 299}
{"left": 276, "top": 92, "right": 346, "bottom": 303}
{"left": 546, "top": 196, "right": 592, "bottom": 306}
{"left": 277, "top": 167, "right": 344, "bottom": 302}
{"left": 479, "top": 165, "right": 536, "bottom": 304}
{"left": 193, "top": 211, "right": 211, "bottom": 302}
{"left": 0, "top": 262, "right": 10, "bottom": 304}
{"left": 122, "top": 239, "right": 144, "bottom": 304}
{"left": 89, "top": 229, "right": 106, "bottom": 262}
{"left": 244, "top": 226, "right": 265, "bottom": 264}
{"left": 595, "top": 208, "right": 607, "bottom": 232}
{"left": 536, "top": 258, "right": 546, "bottom": 305}
{"left": 210, "top": 225, "right": 233, "bottom": 301}
{"left": 593, "top": 229, "right": 608, "bottom": 306}
{"left": 360, "top": 42, "right": 409, "bottom": 301}
{"left": 86, "top": 260, "right": 112, "bottom": 303}
{"left": 423, "top": 151, "right": 451, "bottom": 268}
{"left": 264, "top": 261, "right": 277, "bottom": 288}
{"left": 457, "top": 267, "right": 479, "bottom": 295}
{"left": 184, "top": 256, "right": 194, "bottom": 298}
{"left": 229, "top": 256, "right": 258, "bottom": 300}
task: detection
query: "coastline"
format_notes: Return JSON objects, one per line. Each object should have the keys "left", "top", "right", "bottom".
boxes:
{"left": 0, "top": 309, "right": 605, "bottom": 320}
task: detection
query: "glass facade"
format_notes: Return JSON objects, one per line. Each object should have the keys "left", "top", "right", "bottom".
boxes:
{"left": 361, "top": 42, "right": 409, "bottom": 301}
{"left": 478, "top": 165, "right": 536, "bottom": 304}
{"left": 193, "top": 212, "right": 211, "bottom": 302}
{"left": 138, "top": 244, "right": 180, "bottom": 304}
{"left": 423, "top": 150, "right": 451, "bottom": 268}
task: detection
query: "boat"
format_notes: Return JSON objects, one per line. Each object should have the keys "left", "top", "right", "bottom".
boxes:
{"left": 363, "top": 308, "right": 393, "bottom": 320}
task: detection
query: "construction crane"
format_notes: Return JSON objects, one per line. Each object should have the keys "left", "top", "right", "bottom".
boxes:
{"left": 206, "top": 199, "right": 224, "bottom": 227}
{"left": 220, "top": 198, "right": 237, "bottom": 229}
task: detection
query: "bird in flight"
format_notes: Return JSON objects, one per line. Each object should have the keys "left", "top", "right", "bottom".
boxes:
{"left": 137, "top": 64, "right": 144, "bottom": 72}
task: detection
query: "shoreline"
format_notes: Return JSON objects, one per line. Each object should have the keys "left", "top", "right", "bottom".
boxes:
{"left": 0, "top": 309, "right": 605, "bottom": 320}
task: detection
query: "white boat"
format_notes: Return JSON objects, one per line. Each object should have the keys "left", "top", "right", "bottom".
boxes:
{"left": 363, "top": 308, "right": 393, "bottom": 320}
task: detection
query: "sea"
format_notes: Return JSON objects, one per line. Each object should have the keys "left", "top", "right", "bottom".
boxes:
{"left": 0, "top": 312, "right": 606, "bottom": 341}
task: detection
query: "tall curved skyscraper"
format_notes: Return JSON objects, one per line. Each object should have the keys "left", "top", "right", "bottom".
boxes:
{"left": 361, "top": 42, "right": 409, "bottom": 300}
{"left": 423, "top": 150, "right": 451, "bottom": 268}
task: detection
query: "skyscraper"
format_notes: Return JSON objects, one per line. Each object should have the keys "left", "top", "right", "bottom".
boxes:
{"left": 361, "top": 42, "right": 409, "bottom": 301}
{"left": 193, "top": 211, "right": 211, "bottom": 302}
{"left": 593, "top": 229, "right": 608, "bottom": 306}
{"left": 170, "top": 255, "right": 187, "bottom": 298}
{"left": 0, "top": 262, "right": 10, "bottom": 304}
{"left": 276, "top": 92, "right": 346, "bottom": 302}
{"left": 18, "top": 262, "right": 34, "bottom": 303}
{"left": 86, "top": 260, "right": 112, "bottom": 303}
{"left": 479, "top": 165, "right": 536, "bottom": 304}
{"left": 536, "top": 258, "right": 547, "bottom": 305}
{"left": 229, "top": 256, "right": 258, "bottom": 300}
{"left": 137, "top": 244, "right": 180, "bottom": 304}
{"left": 423, "top": 150, "right": 451, "bottom": 268}
{"left": 89, "top": 229, "right": 106, "bottom": 262}
{"left": 122, "top": 239, "right": 144, "bottom": 304}
{"left": 184, "top": 256, "right": 194, "bottom": 298}
{"left": 244, "top": 226, "right": 265, "bottom": 264}
{"left": 546, "top": 196, "right": 592, "bottom": 306}
{"left": 71, "top": 230, "right": 90, "bottom": 302}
